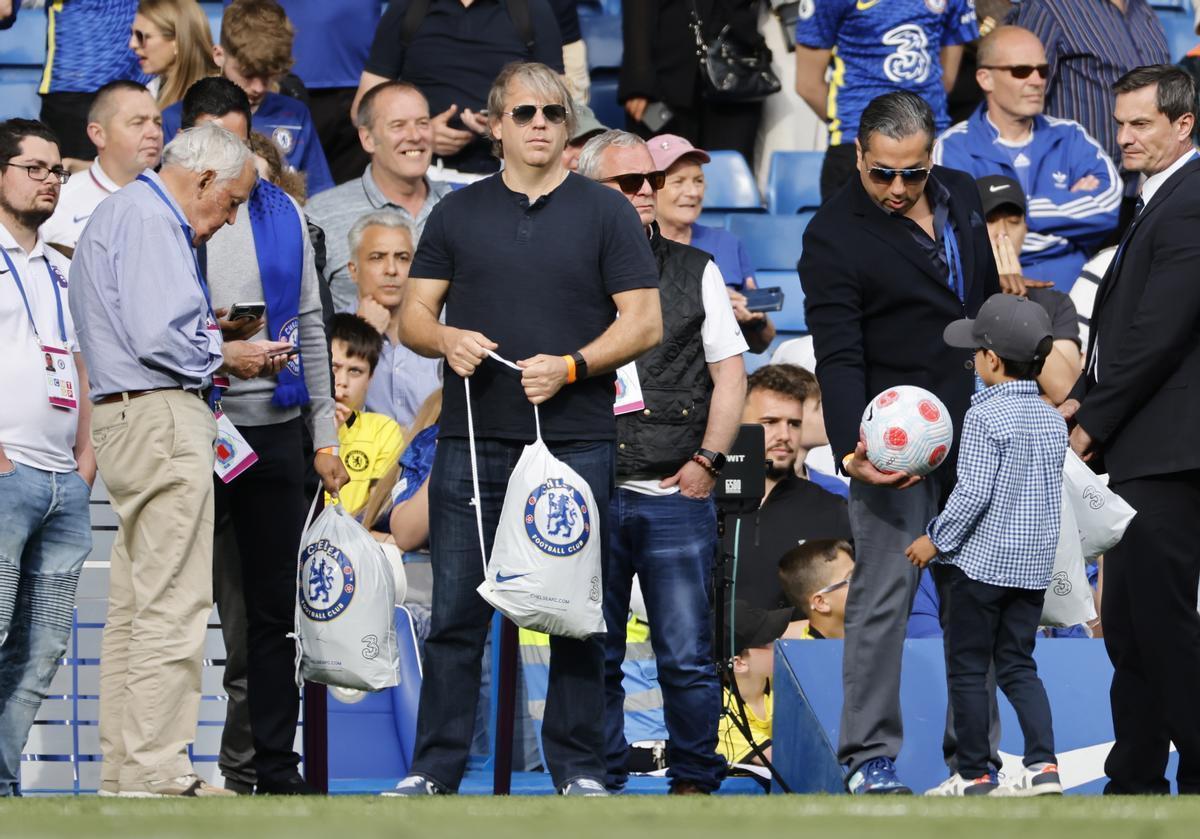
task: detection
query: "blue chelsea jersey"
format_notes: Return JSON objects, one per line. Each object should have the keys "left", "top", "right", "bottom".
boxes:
{"left": 796, "top": 0, "right": 978, "bottom": 146}
{"left": 39, "top": 0, "right": 148, "bottom": 94}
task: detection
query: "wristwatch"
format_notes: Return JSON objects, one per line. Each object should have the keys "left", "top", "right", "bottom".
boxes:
{"left": 694, "top": 448, "right": 727, "bottom": 472}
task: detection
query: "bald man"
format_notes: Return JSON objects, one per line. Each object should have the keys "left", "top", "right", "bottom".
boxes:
{"left": 933, "top": 25, "right": 1120, "bottom": 291}
{"left": 40, "top": 80, "right": 162, "bottom": 251}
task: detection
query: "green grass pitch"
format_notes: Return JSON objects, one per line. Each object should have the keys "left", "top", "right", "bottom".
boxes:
{"left": 3, "top": 796, "right": 1199, "bottom": 839}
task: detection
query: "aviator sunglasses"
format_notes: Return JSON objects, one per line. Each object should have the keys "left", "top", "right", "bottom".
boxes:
{"left": 867, "top": 166, "right": 931, "bottom": 186}
{"left": 598, "top": 170, "right": 668, "bottom": 194}
{"left": 504, "top": 104, "right": 569, "bottom": 125}
{"left": 979, "top": 63, "right": 1050, "bottom": 80}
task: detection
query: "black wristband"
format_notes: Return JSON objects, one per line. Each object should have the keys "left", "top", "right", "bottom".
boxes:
{"left": 571, "top": 351, "right": 588, "bottom": 380}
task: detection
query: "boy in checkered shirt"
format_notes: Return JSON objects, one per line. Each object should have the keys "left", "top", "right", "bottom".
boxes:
{"left": 906, "top": 294, "right": 1068, "bottom": 797}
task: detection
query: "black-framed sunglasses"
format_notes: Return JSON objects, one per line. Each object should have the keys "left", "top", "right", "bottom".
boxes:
{"left": 979, "top": 63, "right": 1050, "bottom": 80}
{"left": 867, "top": 166, "right": 930, "bottom": 186}
{"left": 598, "top": 170, "right": 667, "bottom": 194}
{"left": 1, "top": 161, "right": 70, "bottom": 185}
{"left": 503, "top": 104, "right": 569, "bottom": 125}
{"left": 131, "top": 28, "right": 158, "bottom": 48}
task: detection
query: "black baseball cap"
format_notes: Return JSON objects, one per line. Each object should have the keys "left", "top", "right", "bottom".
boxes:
{"left": 729, "top": 600, "right": 791, "bottom": 654}
{"left": 976, "top": 175, "right": 1026, "bottom": 217}
{"left": 944, "top": 293, "right": 1053, "bottom": 362}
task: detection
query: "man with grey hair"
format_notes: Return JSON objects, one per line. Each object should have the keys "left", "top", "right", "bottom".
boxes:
{"left": 70, "top": 122, "right": 290, "bottom": 798}
{"left": 392, "top": 61, "right": 661, "bottom": 797}
{"left": 308, "top": 80, "right": 452, "bottom": 313}
{"left": 799, "top": 90, "right": 1000, "bottom": 794}
{"left": 348, "top": 209, "right": 441, "bottom": 428}
{"left": 579, "top": 128, "right": 746, "bottom": 795}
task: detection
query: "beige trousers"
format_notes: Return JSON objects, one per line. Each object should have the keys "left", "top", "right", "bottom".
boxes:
{"left": 92, "top": 389, "right": 216, "bottom": 788}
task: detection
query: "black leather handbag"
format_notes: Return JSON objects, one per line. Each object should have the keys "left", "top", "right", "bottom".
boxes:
{"left": 688, "top": 0, "right": 782, "bottom": 103}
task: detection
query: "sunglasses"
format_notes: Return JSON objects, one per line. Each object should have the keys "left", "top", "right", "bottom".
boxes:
{"left": 867, "top": 166, "right": 931, "bottom": 185}
{"left": 814, "top": 573, "right": 853, "bottom": 598}
{"left": 503, "top": 104, "right": 568, "bottom": 125}
{"left": 598, "top": 170, "right": 668, "bottom": 194}
{"left": 131, "top": 29, "right": 158, "bottom": 48}
{"left": 980, "top": 63, "right": 1050, "bottom": 80}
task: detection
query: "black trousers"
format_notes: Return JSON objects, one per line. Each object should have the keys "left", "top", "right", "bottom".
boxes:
{"left": 39, "top": 92, "right": 97, "bottom": 160}
{"left": 1102, "top": 471, "right": 1200, "bottom": 794}
{"left": 627, "top": 89, "right": 763, "bottom": 171}
{"left": 935, "top": 564, "right": 1055, "bottom": 780}
{"left": 307, "top": 87, "right": 369, "bottom": 186}
{"left": 819, "top": 143, "right": 858, "bottom": 205}
{"left": 213, "top": 418, "right": 309, "bottom": 786}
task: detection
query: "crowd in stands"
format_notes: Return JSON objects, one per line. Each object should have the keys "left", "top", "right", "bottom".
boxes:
{"left": 2, "top": 0, "right": 1198, "bottom": 802}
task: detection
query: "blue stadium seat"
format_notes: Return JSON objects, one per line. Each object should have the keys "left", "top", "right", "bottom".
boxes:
{"left": 1156, "top": 8, "right": 1198, "bottom": 62}
{"left": 702, "top": 151, "right": 762, "bottom": 211}
{"left": 767, "top": 150, "right": 824, "bottom": 215}
{"left": 696, "top": 210, "right": 730, "bottom": 229}
{"left": 200, "top": 1, "right": 223, "bottom": 42}
{"left": 755, "top": 270, "right": 807, "bottom": 332}
{"left": 726, "top": 213, "right": 813, "bottom": 271}
{"left": 0, "top": 8, "right": 47, "bottom": 66}
{"left": 588, "top": 72, "right": 624, "bottom": 132}
{"left": 580, "top": 13, "right": 622, "bottom": 71}
{"left": 0, "top": 68, "right": 42, "bottom": 120}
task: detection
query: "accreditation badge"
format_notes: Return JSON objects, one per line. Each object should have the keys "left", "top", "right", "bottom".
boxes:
{"left": 42, "top": 344, "right": 78, "bottom": 410}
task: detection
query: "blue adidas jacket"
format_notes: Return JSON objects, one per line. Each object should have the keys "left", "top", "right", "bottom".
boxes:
{"left": 933, "top": 104, "right": 1120, "bottom": 290}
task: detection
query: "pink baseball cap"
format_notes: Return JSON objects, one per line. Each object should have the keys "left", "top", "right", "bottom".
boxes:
{"left": 647, "top": 134, "right": 711, "bottom": 172}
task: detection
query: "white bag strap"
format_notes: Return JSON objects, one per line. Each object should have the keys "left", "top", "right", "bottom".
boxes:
{"left": 289, "top": 491, "right": 328, "bottom": 689}
{"left": 464, "top": 350, "right": 542, "bottom": 575}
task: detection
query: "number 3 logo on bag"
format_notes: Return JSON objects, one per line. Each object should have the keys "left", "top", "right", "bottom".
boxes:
{"left": 524, "top": 478, "right": 591, "bottom": 557}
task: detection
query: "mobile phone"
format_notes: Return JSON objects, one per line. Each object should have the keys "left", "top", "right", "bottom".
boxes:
{"left": 229, "top": 301, "right": 266, "bottom": 321}
{"left": 270, "top": 346, "right": 301, "bottom": 359}
{"left": 641, "top": 101, "right": 675, "bottom": 133}
{"left": 743, "top": 287, "right": 785, "bottom": 313}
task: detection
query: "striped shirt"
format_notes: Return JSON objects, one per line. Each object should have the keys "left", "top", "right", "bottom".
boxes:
{"left": 1008, "top": 0, "right": 1169, "bottom": 166}
{"left": 928, "top": 380, "right": 1068, "bottom": 590}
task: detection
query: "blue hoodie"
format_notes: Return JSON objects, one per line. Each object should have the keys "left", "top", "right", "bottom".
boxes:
{"left": 933, "top": 103, "right": 1120, "bottom": 291}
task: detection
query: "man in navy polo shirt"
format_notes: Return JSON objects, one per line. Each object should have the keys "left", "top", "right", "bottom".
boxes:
{"left": 391, "top": 61, "right": 662, "bottom": 796}
{"left": 354, "top": 0, "right": 564, "bottom": 176}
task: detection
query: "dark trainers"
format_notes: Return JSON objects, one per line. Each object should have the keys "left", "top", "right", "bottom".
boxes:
{"left": 381, "top": 774, "right": 449, "bottom": 797}
{"left": 846, "top": 758, "right": 912, "bottom": 795}
{"left": 559, "top": 778, "right": 609, "bottom": 796}
{"left": 255, "top": 774, "right": 322, "bottom": 796}
{"left": 1010, "top": 763, "right": 1063, "bottom": 796}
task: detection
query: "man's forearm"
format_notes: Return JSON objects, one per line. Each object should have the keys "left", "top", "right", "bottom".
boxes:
{"left": 577, "top": 289, "right": 662, "bottom": 376}
{"left": 700, "top": 355, "right": 747, "bottom": 454}
{"left": 73, "top": 353, "right": 97, "bottom": 484}
{"left": 399, "top": 287, "right": 449, "bottom": 359}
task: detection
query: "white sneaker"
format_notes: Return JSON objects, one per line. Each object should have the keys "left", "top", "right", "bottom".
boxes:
{"left": 1007, "top": 763, "right": 1063, "bottom": 796}
{"left": 559, "top": 778, "right": 609, "bottom": 796}
{"left": 117, "top": 774, "right": 236, "bottom": 797}
{"left": 924, "top": 773, "right": 1003, "bottom": 796}
{"left": 381, "top": 774, "right": 448, "bottom": 797}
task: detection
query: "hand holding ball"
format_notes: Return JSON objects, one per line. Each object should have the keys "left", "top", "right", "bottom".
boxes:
{"left": 860, "top": 386, "right": 954, "bottom": 478}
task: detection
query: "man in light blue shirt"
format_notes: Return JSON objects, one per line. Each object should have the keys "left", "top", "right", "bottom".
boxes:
{"left": 69, "top": 123, "right": 288, "bottom": 798}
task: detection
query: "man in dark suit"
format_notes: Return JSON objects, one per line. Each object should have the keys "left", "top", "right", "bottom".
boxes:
{"left": 799, "top": 90, "right": 1001, "bottom": 794}
{"left": 1062, "top": 64, "right": 1200, "bottom": 796}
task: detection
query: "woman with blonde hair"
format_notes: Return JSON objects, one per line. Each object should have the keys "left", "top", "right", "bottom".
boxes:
{"left": 129, "top": 0, "right": 217, "bottom": 108}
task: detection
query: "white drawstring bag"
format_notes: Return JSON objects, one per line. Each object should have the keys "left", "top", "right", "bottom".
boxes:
{"left": 469, "top": 353, "right": 605, "bottom": 639}
{"left": 292, "top": 496, "right": 400, "bottom": 691}
{"left": 1062, "top": 449, "right": 1136, "bottom": 558}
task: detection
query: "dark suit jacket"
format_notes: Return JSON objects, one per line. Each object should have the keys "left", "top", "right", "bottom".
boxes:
{"left": 799, "top": 166, "right": 1000, "bottom": 471}
{"left": 1073, "top": 155, "right": 1200, "bottom": 483}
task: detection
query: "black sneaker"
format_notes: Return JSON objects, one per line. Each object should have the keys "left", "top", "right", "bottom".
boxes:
{"left": 255, "top": 774, "right": 322, "bottom": 795}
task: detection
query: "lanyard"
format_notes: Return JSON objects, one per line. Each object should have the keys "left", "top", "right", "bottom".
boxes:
{"left": 942, "top": 221, "right": 964, "bottom": 302}
{"left": 135, "top": 174, "right": 216, "bottom": 320}
{"left": 1, "top": 245, "right": 68, "bottom": 345}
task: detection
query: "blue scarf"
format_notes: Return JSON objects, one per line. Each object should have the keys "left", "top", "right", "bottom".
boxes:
{"left": 248, "top": 179, "right": 309, "bottom": 408}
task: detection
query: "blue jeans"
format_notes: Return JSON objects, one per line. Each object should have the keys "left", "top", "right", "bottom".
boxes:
{"left": 0, "top": 461, "right": 91, "bottom": 796}
{"left": 410, "top": 437, "right": 614, "bottom": 791}
{"left": 603, "top": 489, "right": 725, "bottom": 792}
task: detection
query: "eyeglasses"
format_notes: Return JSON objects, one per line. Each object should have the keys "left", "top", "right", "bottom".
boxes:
{"left": 979, "top": 64, "right": 1050, "bottom": 80}
{"left": 814, "top": 573, "right": 853, "bottom": 597}
{"left": 503, "top": 104, "right": 569, "bottom": 126}
{"left": 1, "top": 161, "right": 70, "bottom": 185}
{"left": 867, "top": 166, "right": 930, "bottom": 186}
{"left": 598, "top": 170, "right": 667, "bottom": 194}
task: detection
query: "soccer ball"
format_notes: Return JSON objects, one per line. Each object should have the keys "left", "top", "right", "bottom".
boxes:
{"left": 859, "top": 386, "right": 954, "bottom": 477}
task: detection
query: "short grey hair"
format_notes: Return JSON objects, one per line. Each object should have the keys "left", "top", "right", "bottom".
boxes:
{"left": 347, "top": 210, "right": 414, "bottom": 258}
{"left": 857, "top": 91, "right": 936, "bottom": 154}
{"left": 576, "top": 129, "right": 646, "bottom": 179}
{"left": 161, "top": 122, "right": 253, "bottom": 183}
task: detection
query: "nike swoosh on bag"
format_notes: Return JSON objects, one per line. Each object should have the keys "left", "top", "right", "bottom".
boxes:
{"left": 495, "top": 572, "right": 530, "bottom": 583}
